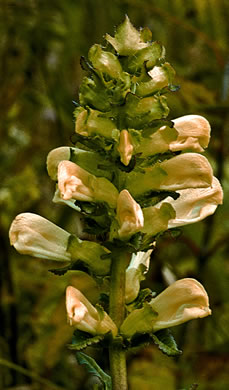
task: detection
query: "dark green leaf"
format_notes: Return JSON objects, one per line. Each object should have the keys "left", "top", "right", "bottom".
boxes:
{"left": 152, "top": 329, "right": 182, "bottom": 357}
{"left": 76, "top": 352, "right": 112, "bottom": 390}
{"left": 68, "top": 330, "right": 105, "bottom": 351}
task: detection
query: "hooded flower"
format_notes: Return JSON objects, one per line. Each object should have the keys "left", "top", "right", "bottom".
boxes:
{"left": 133, "top": 115, "right": 211, "bottom": 157}
{"left": 126, "top": 153, "right": 214, "bottom": 196}
{"left": 66, "top": 286, "right": 117, "bottom": 336}
{"left": 9, "top": 213, "right": 111, "bottom": 275}
{"left": 149, "top": 278, "right": 211, "bottom": 331}
{"left": 57, "top": 160, "right": 118, "bottom": 207}
{"left": 170, "top": 115, "right": 211, "bottom": 153}
{"left": 9, "top": 213, "right": 71, "bottom": 262}
{"left": 121, "top": 278, "right": 211, "bottom": 337}
{"left": 158, "top": 176, "right": 223, "bottom": 228}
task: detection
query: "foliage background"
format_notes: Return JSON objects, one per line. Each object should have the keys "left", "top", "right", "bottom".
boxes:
{"left": 1, "top": 0, "right": 229, "bottom": 389}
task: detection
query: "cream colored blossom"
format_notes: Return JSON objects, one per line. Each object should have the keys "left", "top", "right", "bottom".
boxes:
{"left": 170, "top": 115, "right": 211, "bottom": 152}
{"left": 117, "top": 189, "right": 144, "bottom": 239}
{"left": 126, "top": 153, "right": 213, "bottom": 197}
{"left": 9, "top": 213, "right": 71, "bottom": 261}
{"left": 149, "top": 278, "right": 211, "bottom": 331}
{"left": 58, "top": 160, "right": 118, "bottom": 207}
{"left": 134, "top": 115, "right": 211, "bottom": 157}
{"left": 121, "top": 278, "right": 211, "bottom": 337}
{"left": 117, "top": 130, "right": 134, "bottom": 166}
{"left": 9, "top": 212, "right": 111, "bottom": 275}
{"left": 66, "top": 286, "right": 117, "bottom": 336}
{"left": 157, "top": 176, "right": 223, "bottom": 228}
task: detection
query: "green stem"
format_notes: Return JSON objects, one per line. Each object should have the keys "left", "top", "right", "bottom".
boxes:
{"left": 109, "top": 250, "right": 130, "bottom": 390}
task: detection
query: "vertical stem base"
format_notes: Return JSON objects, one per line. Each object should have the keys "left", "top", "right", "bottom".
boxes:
{"left": 109, "top": 347, "right": 127, "bottom": 390}
{"left": 109, "top": 251, "right": 130, "bottom": 390}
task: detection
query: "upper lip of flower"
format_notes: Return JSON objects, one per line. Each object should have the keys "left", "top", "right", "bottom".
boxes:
{"left": 149, "top": 278, "right": 211, "bottom": 331}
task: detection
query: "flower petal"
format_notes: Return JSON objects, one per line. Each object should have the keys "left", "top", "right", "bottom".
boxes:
{"left": 157, "top": 177, "right": 223, "bottom": 228}
{"left": 150, "top": 278, "right": 211, "bottom": 331}
{"left": 126, "top": 153, "right": 213, "bottom": 197}
{"left": 66, "top": 286, "right": 117, "bottom": 335}
{"left": 66, "top": 286, "right": 100, "bottom": 333}
{"left": 117, "top": 189, "right": 144, "bottom": 239}
{"left": 9, "top": 213, "right": 71, "bottom": 262}
{"left": 170, "top": 115, "right": 211, "bottom": 153}
{"left": 58, "top": 160, "right": 118, "bottom": 207}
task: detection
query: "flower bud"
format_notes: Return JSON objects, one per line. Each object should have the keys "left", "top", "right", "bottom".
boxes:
{"left": 105, "top": 15, "right": 149, "bottom": 56}
{"left": 9, "top": 213, "right": 71, "bottom": 262}
{"left": 88, "top": 44, "right": 122, "bottom": 79}
{"left": 57, "top": 160, "right": 119, "bottom": 208}
{"left": 117, "top": 130, "right": 134, "bottom": 166}
{"left": 136, "top": 63, "right": 175, "bottom": 97}
{"left": 9, "top": 213, "right": 111, "bottom": 275}
{"left": 117, "top": 190, "right": 144, "bottom": 239}
{"left": 121, "top": 278, "right": 211, "bottom": 337}
{"left": 125, "top": 249, "right": 153, "bottom": 303}
{"left": 66, "top": 286, "right": 117, "bottom": 336}
{"left": 75, "top": 108, "right": 119, "bottom": 140}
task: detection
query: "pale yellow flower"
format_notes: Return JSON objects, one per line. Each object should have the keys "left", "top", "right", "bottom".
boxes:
{"left": 9, "top": 213, "right": 111, "bottom": 275}
{"left": 57, "top": 160, "right": 118, "bottom": 207}
{"left": 9, "top": 213, "right": 71, "bottom": 262}
{"left": 170, "top": 115, "right": 210, "bottom": 153}
{"left": 150, "top": 278, "right": 211, "bottom": 331}
{"left": 121, "top": 278, "right": 211, "bottom": 337}
{"left": 158, "top": 176, "right": 223, "bottom": 228}
{"left": 66, "top": 286, "right": 117, "bottom": 336}
{"left": 134, "top": 115, "right": 211, "bottom": 157}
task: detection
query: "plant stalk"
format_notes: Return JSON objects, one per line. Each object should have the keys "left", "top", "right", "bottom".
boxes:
{"left": 109, "top": 250, "right": 130, "bottom": 390}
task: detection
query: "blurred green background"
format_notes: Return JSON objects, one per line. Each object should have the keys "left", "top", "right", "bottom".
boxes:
{"left": 1, "top": 0, "right": 229, "bottom": 389}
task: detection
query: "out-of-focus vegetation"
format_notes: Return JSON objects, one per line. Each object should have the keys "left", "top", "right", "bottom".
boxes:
{"left": 1, "top": 0, "right": 229, "bottom": 389}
